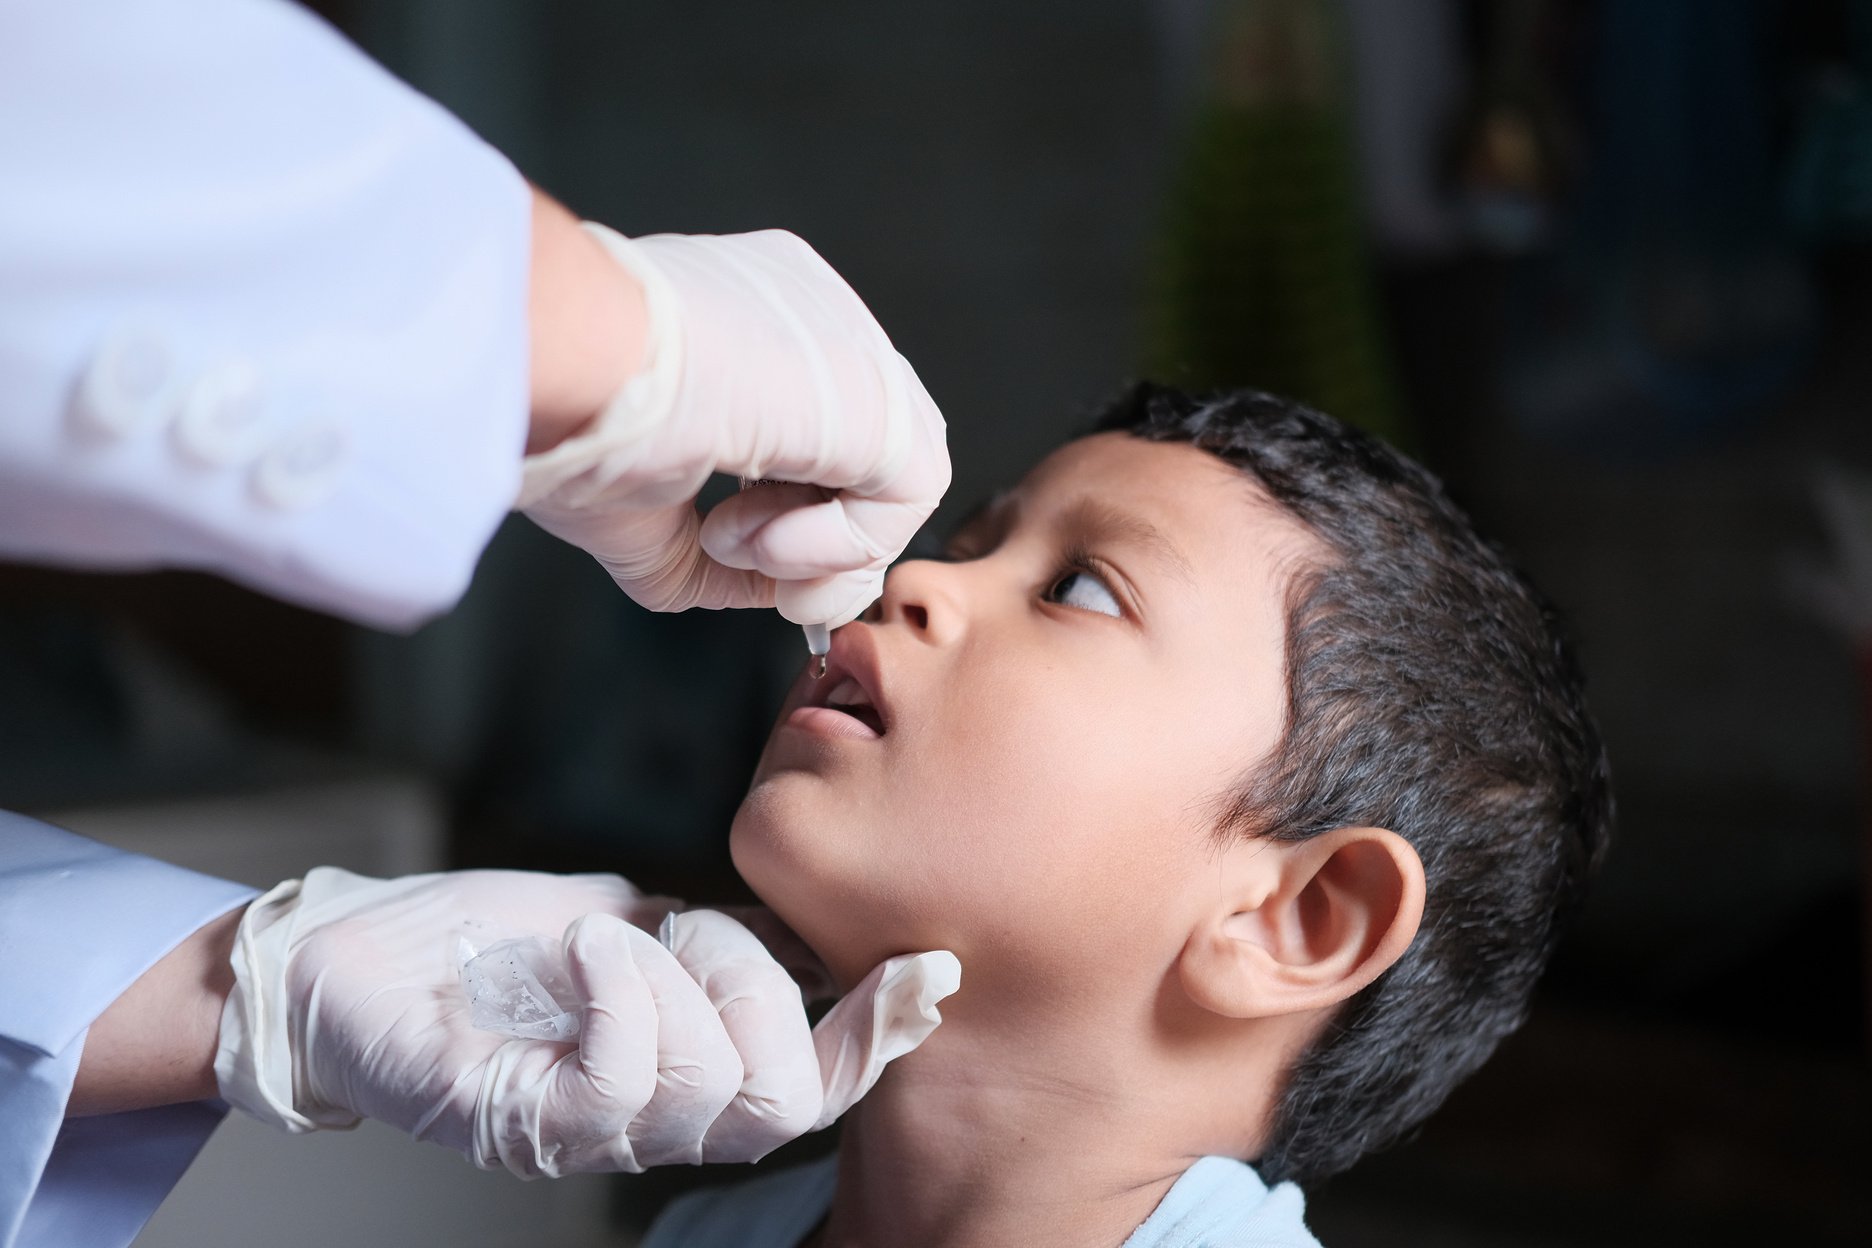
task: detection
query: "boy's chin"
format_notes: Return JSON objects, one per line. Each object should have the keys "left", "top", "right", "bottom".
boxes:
{"left": 730, "top": 800, "right": 925, "bottom": 994}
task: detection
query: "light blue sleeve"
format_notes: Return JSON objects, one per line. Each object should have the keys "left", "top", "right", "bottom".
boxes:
{"left": 0, "top": 812, "right": 258, "bottom": 1248}
{"left": 0, "top": 0, "right": 532, "bottom": 631}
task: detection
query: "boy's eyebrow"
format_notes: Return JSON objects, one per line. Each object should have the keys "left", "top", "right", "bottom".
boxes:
{"left": 949, "top": 491, "right": 1010, "bottom": 537}
{"left": 1058, "top": 498, "right": 1195, "bottom": 588}
{"left": 945, "top": 493, "right": 1196, "bottom": 587}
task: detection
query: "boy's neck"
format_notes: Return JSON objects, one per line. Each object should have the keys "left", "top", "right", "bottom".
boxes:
{"left": 806, "top": 994, "right": 1285, "bottom": 1248}
{"left": 812, "top": 1038, "right": 1180, "bottom": 1248}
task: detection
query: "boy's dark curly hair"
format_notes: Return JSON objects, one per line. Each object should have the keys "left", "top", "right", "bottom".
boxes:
{"left": 1099, "top": 384, "right": 1612, "bottom": 1186}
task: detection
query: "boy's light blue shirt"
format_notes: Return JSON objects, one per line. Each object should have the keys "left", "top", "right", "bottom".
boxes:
{"left": 641, "top": 1153, "right": 1323, "bottom": 1248}
{"left": 0, "top": 813, "right": 258, "bottom": 1248}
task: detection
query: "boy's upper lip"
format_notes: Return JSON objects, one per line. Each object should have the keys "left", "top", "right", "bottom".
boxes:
{"left": 811, "top": 623, "right": 891, "bottom": 733}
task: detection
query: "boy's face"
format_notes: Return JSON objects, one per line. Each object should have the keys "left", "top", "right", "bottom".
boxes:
{"left": 733, "top": 433, "right": 1317, "bottom": 998}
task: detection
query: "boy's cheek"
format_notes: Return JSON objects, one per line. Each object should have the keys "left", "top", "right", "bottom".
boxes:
{"left": 730, "top": 720, "right": 1189, "bottom": 969}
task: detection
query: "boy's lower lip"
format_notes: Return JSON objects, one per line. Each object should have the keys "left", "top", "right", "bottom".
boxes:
{"left": 784, "top": 704, "right": 885, "bottom": 742}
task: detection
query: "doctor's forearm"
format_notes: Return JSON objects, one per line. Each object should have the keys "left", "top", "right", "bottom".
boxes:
{"left": 526, "top": 188, "right": 650, "bottom": 455}
{"left": 66, "top": 904, "right": 245, "bottom": 1117}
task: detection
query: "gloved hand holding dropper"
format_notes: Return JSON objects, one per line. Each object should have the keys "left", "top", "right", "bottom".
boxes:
{"left": 520, "top": 217, "right": 951, "bottom": 649}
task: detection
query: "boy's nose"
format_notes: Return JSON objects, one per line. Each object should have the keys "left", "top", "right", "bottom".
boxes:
{"left": 871, "top": 558, "right": 964, "bottom": 645}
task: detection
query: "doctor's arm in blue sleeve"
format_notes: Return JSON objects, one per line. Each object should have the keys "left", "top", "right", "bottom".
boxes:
{"left": 0, "top": 815, "right": 257, "bottom": 1248}
{"left": 0, "top": 0, "right": 649, "bottom": 632}
{"left": 0, "top": 1, "right": 636, "bottom": 1243}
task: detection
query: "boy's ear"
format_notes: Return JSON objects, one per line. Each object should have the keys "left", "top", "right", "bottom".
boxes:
{"left": 1177, "top": 827, "right": 1425, "bottom": 1021}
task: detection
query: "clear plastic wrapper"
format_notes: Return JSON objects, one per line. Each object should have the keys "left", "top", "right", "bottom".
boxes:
{"left": 459, "top": 934, "right": 583, "bottom": 1041}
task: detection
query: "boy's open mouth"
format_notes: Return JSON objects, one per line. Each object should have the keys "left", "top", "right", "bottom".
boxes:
{"left": 816, "top": 675, "right": 885, "bottom": 735}
{"left": 801, "top": 628, "right": 891, "bottom": 736}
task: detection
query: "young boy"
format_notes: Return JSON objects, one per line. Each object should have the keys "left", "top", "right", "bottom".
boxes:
{"left": 646, "top": 384, "right": 1611, "bottom": 1247}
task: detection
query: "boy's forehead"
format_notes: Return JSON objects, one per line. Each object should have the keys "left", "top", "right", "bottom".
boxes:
{"left": 1022, "top": 432, "right": 1220, "bottom": 493}
{"left": 970, "top": 432, "right": 1315, "bottom": 602}
{"left": 1010, "top": 433, "right": 1276, "bottom": 544}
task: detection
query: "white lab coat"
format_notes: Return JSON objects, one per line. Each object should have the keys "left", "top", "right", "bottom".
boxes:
{"left": 1, "top": 1, "right": 534, "bottom": 1243}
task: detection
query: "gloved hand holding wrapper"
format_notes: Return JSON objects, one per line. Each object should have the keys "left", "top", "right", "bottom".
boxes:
{"left": 216, "top": 867, "right": 959, "bottom": 1177}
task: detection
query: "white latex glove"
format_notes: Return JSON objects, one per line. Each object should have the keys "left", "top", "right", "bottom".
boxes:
{"left": 519, "top": 226, "right": 951, "bottom": 629}
{"left": 661, "top": 911, "right": 960, "bottom": 1152}
{"left": 215, "top": 868, "right": 959, "bottom": 1177}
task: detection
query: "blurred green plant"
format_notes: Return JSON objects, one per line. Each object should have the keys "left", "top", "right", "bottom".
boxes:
{"left": 1148, "top": 0, "right": 1404, "bottom": 447}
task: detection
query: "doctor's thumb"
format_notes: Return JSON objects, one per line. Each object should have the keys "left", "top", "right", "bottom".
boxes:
{"left": 809, "top": 950, "right": 961, "bottom": 1132}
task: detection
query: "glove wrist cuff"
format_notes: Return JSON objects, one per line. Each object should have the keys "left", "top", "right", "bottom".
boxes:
{"left": 214, "top": 876, "right": 359, "bottom": 1134}
{"left": 517, "top": 223, "right": 686, "bottom": 509}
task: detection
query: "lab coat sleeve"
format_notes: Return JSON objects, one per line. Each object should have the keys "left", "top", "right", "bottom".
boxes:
{"left": 0, "top": 0, "right": 533, "bottom": 631}
{"left": 0, "top": 812, "right": 258, "bottom": 1248}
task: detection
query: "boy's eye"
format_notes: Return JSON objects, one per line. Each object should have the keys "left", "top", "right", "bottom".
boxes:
{"left": 1046, "top": 568, "right": 1123, "bottom": 618}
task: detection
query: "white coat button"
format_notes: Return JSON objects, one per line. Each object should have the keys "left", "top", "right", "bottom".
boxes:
{"left": 72, "top": 326, "right": 174, "bottom": 439}
{"left": 253, "top": 420, "right": 348, "bottom": 510}
{"left": 174, "top": 360, "right": 270, "bottom": 466}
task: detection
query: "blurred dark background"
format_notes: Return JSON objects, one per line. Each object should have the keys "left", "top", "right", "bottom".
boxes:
{"left": 6, "top": 0, "right": 1870, "bottom": 1244}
